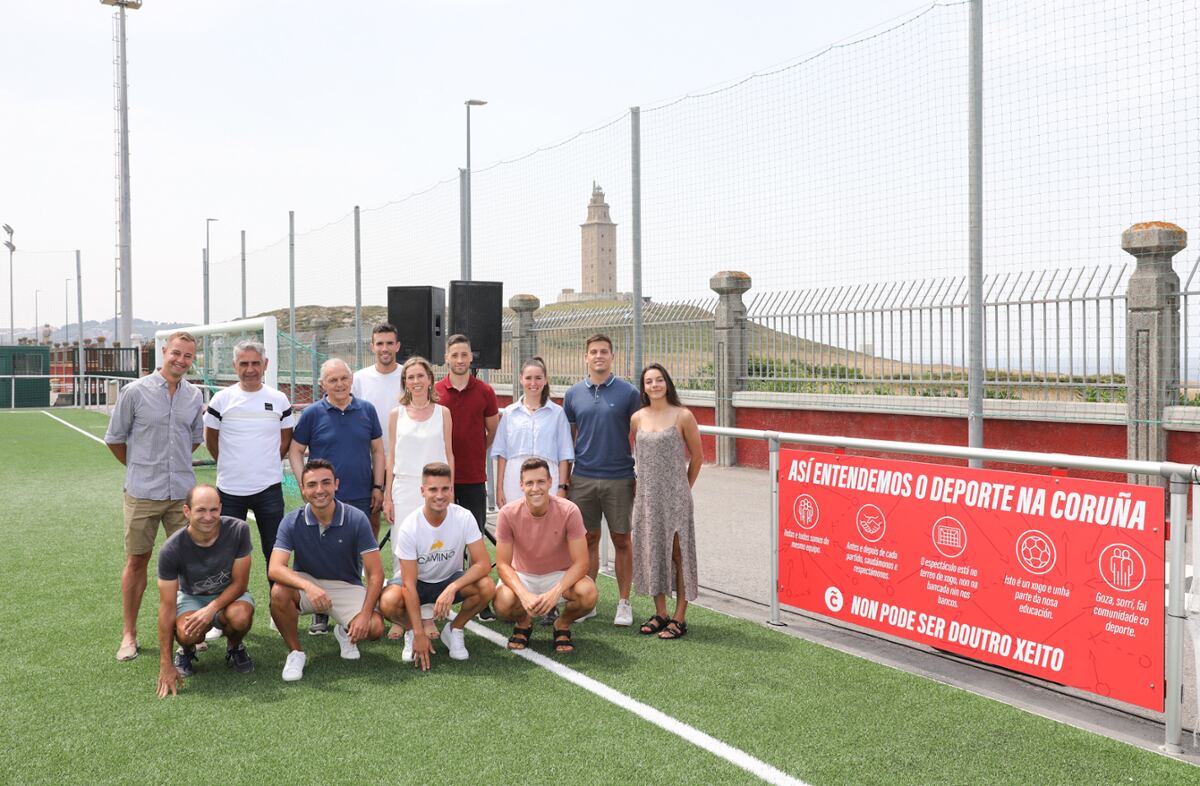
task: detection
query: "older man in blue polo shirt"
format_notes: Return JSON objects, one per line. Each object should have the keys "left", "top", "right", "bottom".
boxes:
{"left": 289, "top": 358, "right": 386, "bottom": 634}
{"left": 563, "top": 333, "right": 642, "bottom": 627}
{"left": 269, "top": 459, "right": 385, "bottom": 682}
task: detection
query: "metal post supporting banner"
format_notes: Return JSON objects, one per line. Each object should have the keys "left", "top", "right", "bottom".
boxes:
{"left": 1163, "top": 474, "right": 1188, "bottom": 753}
{"left": 966, "top": 0, "right": 984, "bottom": 467}
{"left": 353, "top": 205, "right": 362, "bottom": 370}
{"left": 288, "top": 211, "right": 296, "bottom": 399}
{"left": 768, "top": 433, "right": 784, "bottom": 626}
{"left": 630, "top": 107, "right": 644, "bottom": 377}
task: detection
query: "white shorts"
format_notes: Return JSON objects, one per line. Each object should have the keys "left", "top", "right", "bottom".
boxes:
{"left": 501, "top": 570, "right": 566, "bottom": 596}
{"left": 294, "top": 572, "right": 368, "bottom": 627}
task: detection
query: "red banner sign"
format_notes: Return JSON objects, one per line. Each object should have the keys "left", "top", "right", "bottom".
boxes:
{"left": 778, "top": 450, "right": 1164, "bottom": 710}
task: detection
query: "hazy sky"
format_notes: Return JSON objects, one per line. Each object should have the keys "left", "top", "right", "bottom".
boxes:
{"left": 1, "top": 0, "right": 929, "bottom": 330}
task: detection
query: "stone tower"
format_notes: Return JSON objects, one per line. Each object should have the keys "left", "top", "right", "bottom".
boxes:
{"left": 580, "top": 183, "right": 616, "bottom": 294}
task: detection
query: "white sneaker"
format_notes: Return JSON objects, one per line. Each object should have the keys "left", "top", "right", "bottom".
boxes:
{"left": 613, "top": 600, "right": 634, "bottom": 627}
{"left": 282, "top": 650, "right": 307, "bottom": 682}
{"left": 205, "top": 626, "right": 223, "bottom": 641}
{"left": 577, "top": 607, "right": 598, "bottom": 622}
{"left": 333, "top": 624, "right": 360, "bottom": 660}
{"left": 445, "top": 625, "right": 469, "bottom": 661}
{"left": 401, "top": 629, "right": 414, "bottom": 663}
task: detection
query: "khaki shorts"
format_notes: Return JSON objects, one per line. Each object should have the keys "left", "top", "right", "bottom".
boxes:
{"left": 123, "top": 494, "right": 187, "bottom": 556}
{"left": 569, "top": 476, "right": 635, "bottom": 534}
{"left": 498, "top": 570, "right": 567, "bottom": 596}
{"left": 294, "top": 572, "right": 369, "bottom": 627}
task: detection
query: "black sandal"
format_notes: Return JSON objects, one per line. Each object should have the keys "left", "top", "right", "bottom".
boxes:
{"left": 507, "top": 625, "right": 533, "bottom": 650}
{"left": 659, "top": 619, "right": 688, "bottom": 639}
{"left": 639, "top": 615, "right": 669, "bottom": 635}
{"left": 552, "top": 627, "right": 576, "bottom": 654}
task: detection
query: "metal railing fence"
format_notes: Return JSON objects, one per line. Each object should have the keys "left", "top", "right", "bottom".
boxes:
{"left": 696, "top": 423, "right": 1199, "bottom": 754}
{"left": 743, "top": 265, "right": 1138, "bottom": 403}
{"left": 515, "top": 299, "right": 717, "bottom": 392}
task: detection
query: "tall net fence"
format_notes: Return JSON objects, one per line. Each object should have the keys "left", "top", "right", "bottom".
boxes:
{"left": 55, "top": 0, "right": 1192, "bottom": 425}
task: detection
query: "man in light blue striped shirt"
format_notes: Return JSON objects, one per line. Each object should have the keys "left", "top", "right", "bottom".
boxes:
{"left": 104, "top": 331, "right": 206, "bottom": 662}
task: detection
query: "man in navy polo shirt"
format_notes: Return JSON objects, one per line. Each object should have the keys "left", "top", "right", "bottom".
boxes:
{"left": 289, "top": 358, "right": 386, "bottom": 635}
{"left": 563, "top": 333, "right": 642, "bottom": 627}
{"left": 269, "top": 459, "right": 385, "bottom": 682}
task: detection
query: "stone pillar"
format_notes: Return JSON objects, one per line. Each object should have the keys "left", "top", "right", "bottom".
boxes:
{"left": 710, "top": 271, "right": 752, "bottom": 466}
{"left": 1122, "top": 222, "right": 1185, "bottom": 486}
{"left": 509, "top": 294, "right": 540, "bottom": 400}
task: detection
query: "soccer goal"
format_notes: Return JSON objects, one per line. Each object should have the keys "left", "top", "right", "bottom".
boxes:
{"left": 154, "top": 316, "right": 278, "bottom": 395}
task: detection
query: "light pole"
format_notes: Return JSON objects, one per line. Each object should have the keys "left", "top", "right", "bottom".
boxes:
{"left": 3, "top": 223, "right": 13, "bottom": 344}
{"left": 65, "top": 278, "right": 71, "bottom": 346}
{"left": 462, "top": 99, "right": 487, "bottom": 281}
{"left": 101, "top": 0, "right": 142, "bottom": 346}
{"left": 34, "top": 289, "right": 42, "bottom": 344}
{"left": 204, "top": 218, "right": 218, "bottom": 325}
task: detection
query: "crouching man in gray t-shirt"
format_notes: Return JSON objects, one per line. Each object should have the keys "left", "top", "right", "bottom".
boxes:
{"left": 155, "top": 484, "right": 255, "bottom": 697}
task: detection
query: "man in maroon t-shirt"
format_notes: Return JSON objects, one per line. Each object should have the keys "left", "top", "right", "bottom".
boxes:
{"left": 434, "top": 334, "right": 499, "bottom": 535}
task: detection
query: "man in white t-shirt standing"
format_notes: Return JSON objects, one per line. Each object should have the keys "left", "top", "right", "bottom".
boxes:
{"left": 378, "top": 462, "right": 496, "bottom": 670}
{"left": 204, "top": 340, "right": 293, "bottom": 575}
{"left": 351, "top": 323, "right": 404, "bottom": 540}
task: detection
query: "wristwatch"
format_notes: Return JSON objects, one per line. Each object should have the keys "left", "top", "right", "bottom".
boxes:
{"left": 372, "top": 484, "right": 384, "bottom": 491}
{"left": 558, "top": 484, "right": 570, "bottom": 491}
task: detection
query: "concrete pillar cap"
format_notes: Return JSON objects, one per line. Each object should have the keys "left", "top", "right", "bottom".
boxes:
{"left": 509, "top": 293, "right": 540, "bottom": 311}
{"left": 1121, "top": 222, "right": 1187, "bottom": 256}
{"left": 709, "top": 270, "right": 752, "bottom": 295}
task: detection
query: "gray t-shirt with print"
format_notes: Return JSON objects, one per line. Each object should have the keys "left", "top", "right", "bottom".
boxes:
{"left": 157, "top": 516, "right": 252, "bottom": 596}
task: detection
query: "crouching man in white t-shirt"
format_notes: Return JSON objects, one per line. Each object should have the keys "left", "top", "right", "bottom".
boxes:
{"left": 494, "top": 458, "right": 596, "bottom": 655}
{"left": 379, "top": 462, "right": 495, "bottom": 670}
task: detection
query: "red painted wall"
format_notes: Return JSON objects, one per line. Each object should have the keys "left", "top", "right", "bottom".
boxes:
{"left": 498, "top": 392, "right": 1199, "bottom": 486}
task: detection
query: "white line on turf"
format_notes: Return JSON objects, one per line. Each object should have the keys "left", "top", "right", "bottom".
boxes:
{"left": 465, "top": 620, "right": 807, "bottom": 786}
{"left": 42, "top": 410, "right": 106, "bottom": 445}
{"left": 40, "top": 411, "right": 255, "bottom": 521}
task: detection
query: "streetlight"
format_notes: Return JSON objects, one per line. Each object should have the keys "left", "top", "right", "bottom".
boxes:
{"left": 4, "top": 224, "right": 14, "bottom": 344}
{"left": 65, "top": 278, "right": 72, "bottom": 346}
{"left": 204, "top": 217, "right": 218, "bottom": 325}
{"left": 462, "top": 99, "right": 487, "bottom": 281}
{"left": 34, "top": 289, "right": 42, "bottom": 345}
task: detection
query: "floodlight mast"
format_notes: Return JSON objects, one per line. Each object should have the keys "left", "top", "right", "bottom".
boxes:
{"left": 101, "top": 0, "right": 141, "bottom": 346}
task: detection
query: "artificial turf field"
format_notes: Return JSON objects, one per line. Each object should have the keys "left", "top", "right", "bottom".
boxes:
{"left": 1, "top": 408, "right": 1196, "bottom": 786}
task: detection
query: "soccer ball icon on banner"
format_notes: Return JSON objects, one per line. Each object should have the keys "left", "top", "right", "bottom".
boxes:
{"left": 1015, "top": 530, "right": 1056, "bottom": 575}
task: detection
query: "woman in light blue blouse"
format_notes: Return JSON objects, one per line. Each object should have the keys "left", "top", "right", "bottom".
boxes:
{"left": 492, "top": 357, "right": 574, "bottom": 507}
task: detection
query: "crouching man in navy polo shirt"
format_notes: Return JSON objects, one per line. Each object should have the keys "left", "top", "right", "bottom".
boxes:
{"left": 269, "top": 459, "right": 385, "bottom": 682}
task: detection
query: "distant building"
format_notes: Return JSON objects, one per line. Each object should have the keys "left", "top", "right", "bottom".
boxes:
{"left": 558, "top": 183, "right": 631, "bottom": 304}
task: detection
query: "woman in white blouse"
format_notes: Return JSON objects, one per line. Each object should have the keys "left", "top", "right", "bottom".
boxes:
{"left": 491, "top": 357, "right": 574, "bottom": 507}
{"left": 382, "top": 355, "right": 454, "bottom": 527}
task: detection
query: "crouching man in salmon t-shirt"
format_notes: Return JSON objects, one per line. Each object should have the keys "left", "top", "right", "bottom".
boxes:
{"left": 494, "top": 457, "right": 596, "bottom": 654}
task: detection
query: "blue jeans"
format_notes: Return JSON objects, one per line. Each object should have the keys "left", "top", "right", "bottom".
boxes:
{"left": 218, "top": 484, "right": 285, "bottom": 572}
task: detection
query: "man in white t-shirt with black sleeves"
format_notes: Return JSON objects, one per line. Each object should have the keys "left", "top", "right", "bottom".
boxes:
{"left": 379, "top": 461, "right": 496, "bottom": 670}
{"left": 203, "top": 340, "right": 293, "bottom": 572}
{"left": 351, "top": 323, "right": 404, "bottom": 538}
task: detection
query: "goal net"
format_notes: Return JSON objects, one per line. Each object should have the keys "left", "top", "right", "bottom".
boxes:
{"left": 154, "top": 316, "right": 279, "bottom": 398}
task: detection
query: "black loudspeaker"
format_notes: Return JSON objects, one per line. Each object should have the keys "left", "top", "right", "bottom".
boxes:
{"left": 449, "top": 280, "right": 503, "bottom": 369}
{"left": 387, "top": 286, "right": 445, "bottom": 362}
